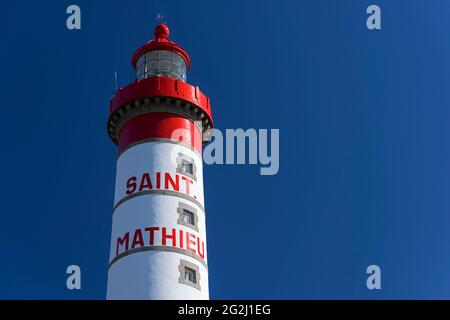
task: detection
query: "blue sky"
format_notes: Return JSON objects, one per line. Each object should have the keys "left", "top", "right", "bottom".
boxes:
{"left": 2, "top": 0, "right": 450, "bottom": 299}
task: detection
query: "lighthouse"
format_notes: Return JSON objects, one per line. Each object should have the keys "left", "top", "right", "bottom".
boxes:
{"left": 106, "top": 23, "right": 213, "bottom": 300}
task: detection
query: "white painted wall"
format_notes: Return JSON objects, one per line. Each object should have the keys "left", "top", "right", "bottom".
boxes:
{"left": 107, "top": 252, "right": 209, "bottom": 300}
{"left": 114, "top": 141, "right": 204, "bottom": 206}
{"left": 107, "top": 141, "right": 209, "bottom": 300}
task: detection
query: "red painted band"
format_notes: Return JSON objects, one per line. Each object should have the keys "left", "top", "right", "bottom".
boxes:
{"left": 109, "top": 77, "right": 213, "bottom": 127}
{"left": 118, "top": 112, "right": 202, "bottom": 154}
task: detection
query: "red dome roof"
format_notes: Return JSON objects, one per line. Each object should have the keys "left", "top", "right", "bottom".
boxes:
{"left": 131, "top": 24, "right": 191, "bottom": 69}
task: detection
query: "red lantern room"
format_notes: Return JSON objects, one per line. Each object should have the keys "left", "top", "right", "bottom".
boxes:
{"left": 107, "top": 23, "right": 213, "bottom": 154}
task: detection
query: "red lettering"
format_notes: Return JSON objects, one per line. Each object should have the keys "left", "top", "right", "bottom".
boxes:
{"left": 131, "top": 229, "right": 144, "bottom": 249}
{"left": 186, "top": 232, "right": 196, "bottom": 254}
{"left": 162, "top": 227, "right": 176, "bottom": 247}
{"left": 126, "top": 177, "right": 137, "bottom": 195}
{"left": 144, "top": 227, "right": 159, "bottom": 245}
{"left": 179, "top": 229, "right": 184, "bottom": 248}
{"left": 182, "top": 176, "right": 193, "bottom": 195}
{"left": 165, "top": 173, "right": 179, "bottom": 191}
{"left": 197, "top": 238, "right": 205, "bottom": 259}
{"left": 156, "top": 172, "right": 161, "bottom": 189}
{"left": 116, "top": 232, "right": 129, "bottom": 256}
{"left": 139, "top": 173, "right": 153, "bottom": 191}
{"left": 117, "top": 226, "right": 205, "bottom": 261}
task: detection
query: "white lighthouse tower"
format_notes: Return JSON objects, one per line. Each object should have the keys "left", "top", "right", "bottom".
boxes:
{"left": 106, "top": 23, "right": 213, "bottom": 300}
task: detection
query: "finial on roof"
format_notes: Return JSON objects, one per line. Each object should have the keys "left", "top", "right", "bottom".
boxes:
{"left": 154, "top": 23, "right": 170, "bottom": 40}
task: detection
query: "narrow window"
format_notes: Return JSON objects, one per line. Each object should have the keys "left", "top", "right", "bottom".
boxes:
{"left": 184, "top": 267, "right": 196, "bottom": 283}
{"left": 178, "top": 259, "right": 201, "bottom": 290}
{"left": 182, "top": 159, "right": 193, "bottom": 175}
{"left": 183, "top": 209, "right": 195, "bottom": 226}
{"left": 177, "top": 202, "right": 199, "bottom": 232}
{"left": 176, "top": 153, "right": 197, "bottom": 181}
